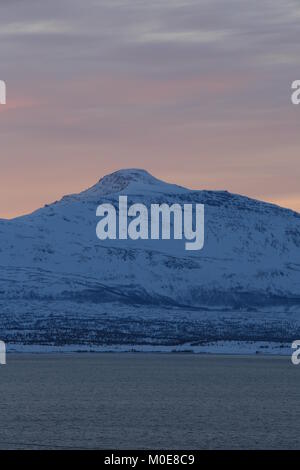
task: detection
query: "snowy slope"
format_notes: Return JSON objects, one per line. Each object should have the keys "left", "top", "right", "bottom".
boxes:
{"left": 0, "top": 168, "right": 299, "bottom": 349}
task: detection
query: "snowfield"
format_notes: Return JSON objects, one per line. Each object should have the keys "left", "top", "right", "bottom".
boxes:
{"left": 0, "top": 169, "right": 299, "bottom": 352}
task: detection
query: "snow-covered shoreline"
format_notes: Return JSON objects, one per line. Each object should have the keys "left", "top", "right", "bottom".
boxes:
{"left": 6, "top": 340, "right": 292, "bottom": 356}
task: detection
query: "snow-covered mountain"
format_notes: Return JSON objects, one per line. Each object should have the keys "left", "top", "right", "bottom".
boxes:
{"left": 0, "top": 168, "right": 299, "bottom": 351}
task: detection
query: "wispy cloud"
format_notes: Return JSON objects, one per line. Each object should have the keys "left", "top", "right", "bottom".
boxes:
{"left": 137, "top": 29, "right": 231, "bottom": 44}
{"left": 0, "top": 20, "right": 73, "bottom": 36}
{"left": 0, "top": 0, "right": 300, "bottom": 217}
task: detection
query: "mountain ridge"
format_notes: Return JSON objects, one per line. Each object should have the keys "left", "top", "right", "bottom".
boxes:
{"left": 3, "top": 168, "right": 299, "bottom": 221}
{"left": 0, "top": 168, "right": 299, "bottom": 350}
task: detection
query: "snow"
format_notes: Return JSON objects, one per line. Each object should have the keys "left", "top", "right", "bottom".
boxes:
{"left": 6, "top": 341, "right": 293, "bottom": 356}
{"left": 0, "top": 168, "right": 299, "bottom": 351}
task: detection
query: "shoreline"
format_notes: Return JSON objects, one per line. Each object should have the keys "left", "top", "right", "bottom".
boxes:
{"left": 5, "top": 340, "right": 292, "bottom": 356}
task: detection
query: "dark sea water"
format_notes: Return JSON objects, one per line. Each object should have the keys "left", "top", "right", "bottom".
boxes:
{"left": 0, "top": 354, "right": 299, "bottom": 449}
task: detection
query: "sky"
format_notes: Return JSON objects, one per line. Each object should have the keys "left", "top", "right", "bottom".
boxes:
{"left": 0, "top": 0, "right": 300, "bottom": 218}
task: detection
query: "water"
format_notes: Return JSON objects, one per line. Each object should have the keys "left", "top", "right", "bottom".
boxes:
{"left": 0, "top": 354, "right": 299, "bottom": 449}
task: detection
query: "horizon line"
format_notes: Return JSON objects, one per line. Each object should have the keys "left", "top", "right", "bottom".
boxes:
{"left": 1, "top": 168, "right": 299, "bottom": 220}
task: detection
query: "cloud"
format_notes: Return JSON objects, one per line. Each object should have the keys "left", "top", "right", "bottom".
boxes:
{"left": 0, "top": 21, "right": 73, "bottom": 36}
{"left": 0, "top": 0, "right": 300, "bottom": 217}
{"left": 136, "top": 29, "right": 231, "bottom": 45}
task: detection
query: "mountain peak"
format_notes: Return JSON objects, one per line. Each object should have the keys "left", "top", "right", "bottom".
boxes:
{"left": 98, "top": 168, "right": 155, "bottom": 185}
{"left": 81, "top": 168, "right": 188, "bottom": 197}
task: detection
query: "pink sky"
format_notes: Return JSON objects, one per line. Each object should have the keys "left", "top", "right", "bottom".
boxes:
{"left": 0, "top": 0, "right": 299, "bottom": 218}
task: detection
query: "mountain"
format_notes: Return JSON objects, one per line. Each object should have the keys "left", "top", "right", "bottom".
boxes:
{"left": 0, "top": 168, "right": 299, "bottom": 353}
